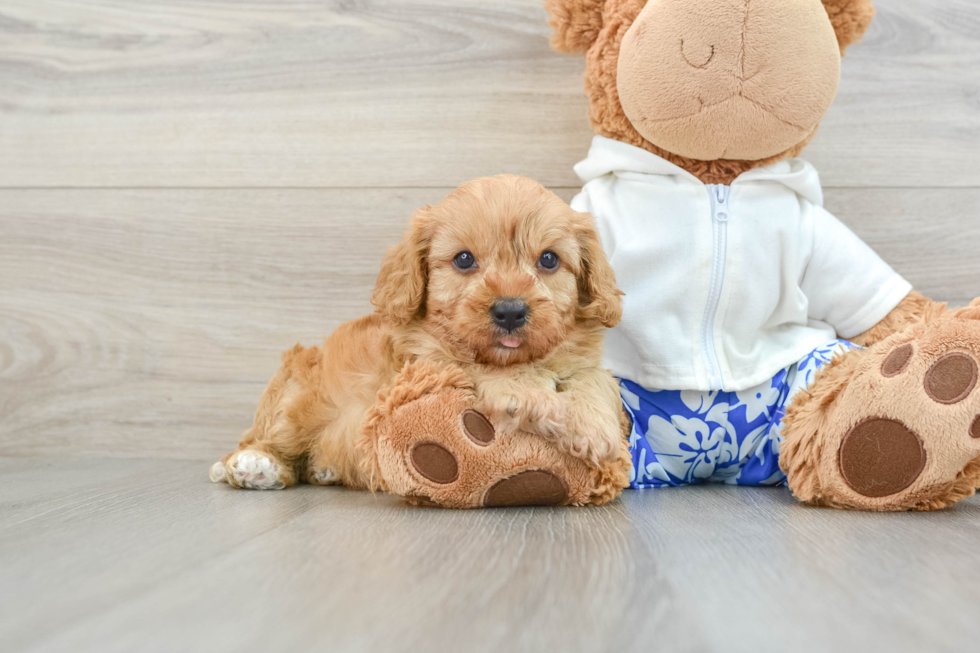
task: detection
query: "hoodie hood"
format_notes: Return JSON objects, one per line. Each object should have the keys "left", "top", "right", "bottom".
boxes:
{"left": 574, "top": 136, "right": 824, "bottom": 207}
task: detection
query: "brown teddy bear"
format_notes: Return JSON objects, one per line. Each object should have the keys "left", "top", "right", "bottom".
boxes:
{"left": 541, "top": 0, "right": 980, "bottom": 510}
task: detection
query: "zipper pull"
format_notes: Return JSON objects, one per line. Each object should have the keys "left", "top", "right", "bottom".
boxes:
{"left": 714, "top": 186, "right": 729, "bottom": 222}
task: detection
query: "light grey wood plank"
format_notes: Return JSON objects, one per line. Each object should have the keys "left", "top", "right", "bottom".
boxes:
{"left": 0, "top": 188, "right": 441, "bottom": 460}
{"left": 1, "top": 187, "right": 978, "bottom": 459}
{"left": 809, "top": 0, "right": 980, "bottom": 187}
{"left": 0, "top": 0, "right": 977, "bottom": 189}
{"left": 1, "top": 458, "right": 978, "bottom": 653}
{"left": 824, "top": 187, "right": 980, "bottom": 309}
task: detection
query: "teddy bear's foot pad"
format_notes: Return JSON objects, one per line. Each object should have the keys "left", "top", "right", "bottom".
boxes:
{"left": 838, "top": 418, "right": 926, "bottom": 498}
{"left": 484, "top": 470, "right": 569, "bottom": 507}
{"left": 370, "top": 376, "right": 630, "bottom": 508}
{"left": 410, "top": 442, "right": 459, "bottom": 484}
{"left": 923, "top": 352, "right": 978, "bottom": 404}
{"left": 840, "top": 346, "right": 980, "bottom": 498}
{"left": 805, "top": 309, "right": 980, "bottom": 509}
{"left": 405, "top": 410, "right": 569, "bottom": 506}
{"left": 408, "top": 410, "right": 494, "bottom": 485}
{"left": 462, "top": 410, "right": 495, "bottom": 445}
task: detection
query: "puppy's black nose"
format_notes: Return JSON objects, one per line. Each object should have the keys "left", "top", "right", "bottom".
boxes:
{"left": 491, "top": 299, "right": 528, "bottom": 332}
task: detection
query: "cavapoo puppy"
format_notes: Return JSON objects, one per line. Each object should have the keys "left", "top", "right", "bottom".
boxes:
{"left": 210, "top": 175, "right": 626, "bottom": 493}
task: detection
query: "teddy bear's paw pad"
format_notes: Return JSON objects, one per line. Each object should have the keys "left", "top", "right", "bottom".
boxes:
{"left": 971, "top": 416, "right": 980, "bottom": 440}
{"left": 881, "top": 343, "right": 914, "bottom": 377}
{"left": 228, "top": 451, "right": 285, "bottom": 490}
{"left": 924, "top": 353, "right": 978, "bottom": 405}
{"left": 410, "top": 442, "right": 459, "bottom": 484}
{"left": 483, "top": 470, "right": 569, "bottom": 507}
{"left": 839, "top": 418, "right": 926, "bottom": 498}
{"left": 462, "top": 409, "right": 495, "bottom": 446}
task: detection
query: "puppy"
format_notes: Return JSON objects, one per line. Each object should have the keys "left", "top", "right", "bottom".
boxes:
{"left": 210, "top": 175, "right": 625, "bottom": 491}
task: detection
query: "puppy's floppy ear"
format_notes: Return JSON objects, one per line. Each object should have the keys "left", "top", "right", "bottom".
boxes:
{"left": 574, "top": 212, "right": 623, "bottom": 328}
{"left": 545, "top": 0, "right": 605, "bottom": 54}
{"left": 371, "top": 207, "right": 431, "bottom": 326}
{"left": 821, "top": 0, "right": 876, "bottom": 54}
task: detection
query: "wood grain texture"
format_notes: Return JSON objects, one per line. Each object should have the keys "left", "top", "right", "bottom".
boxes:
{"left": 1, "top": 457, "right": 977, "bottom": 653}
{"left": 2, "top": 187, "right": 978, "bottom": 459}
{"left": 2, "top": 3, "right": 979, "bottom": 651}
{"left": 0, "top": 0, "right": 977, "bottom": 189}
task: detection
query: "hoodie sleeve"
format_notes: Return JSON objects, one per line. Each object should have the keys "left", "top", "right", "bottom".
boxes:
{"left": 801, "top": 205, "right": 912, "bottom": 339}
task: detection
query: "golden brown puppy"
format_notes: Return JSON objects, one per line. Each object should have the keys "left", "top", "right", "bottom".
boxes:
{"left": 210, "top": 175, "right": 625, "bottom": 492}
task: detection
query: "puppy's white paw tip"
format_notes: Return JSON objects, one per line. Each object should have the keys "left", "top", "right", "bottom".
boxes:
{"left": 230, "top": 451, "right": 284, "bottom": 490}
{"left": 209, "top": 462, "right": 226, "bottom": 483}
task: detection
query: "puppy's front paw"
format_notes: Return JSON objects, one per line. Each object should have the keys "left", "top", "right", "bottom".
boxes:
{"left": 482, "top": 390, "right": 566, "bottom": 439}
{"left": 519, "top": 390, "right": 567, "bottom": 439}
{"left": 548, "top": 403, "right": 625, "bottom": 468}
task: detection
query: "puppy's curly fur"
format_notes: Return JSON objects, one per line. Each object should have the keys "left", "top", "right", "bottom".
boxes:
{"left": 212, "top": 175, "right": 626, "bottom": 491}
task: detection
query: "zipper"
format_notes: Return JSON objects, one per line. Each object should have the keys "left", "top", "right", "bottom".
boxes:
{"left": 701, "top": 184, "right": 730, "bottom": 389}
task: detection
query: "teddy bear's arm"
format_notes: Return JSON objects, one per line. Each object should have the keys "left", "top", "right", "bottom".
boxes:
{"left": 848, "top": 290, "right": 946, "bottom": 348}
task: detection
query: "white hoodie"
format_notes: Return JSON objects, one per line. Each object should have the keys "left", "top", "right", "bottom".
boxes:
{"left": 572, "top": 136, "right": 911, "bottom": 392}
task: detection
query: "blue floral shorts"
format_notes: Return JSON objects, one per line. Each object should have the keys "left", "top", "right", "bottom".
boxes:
{"left": 621, "top": 340, "right": 860, "bottom": 488}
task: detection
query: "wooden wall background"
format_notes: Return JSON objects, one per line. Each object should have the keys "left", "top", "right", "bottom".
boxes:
{"left": 1, "top": 0, "right": 978, "bottom": 461}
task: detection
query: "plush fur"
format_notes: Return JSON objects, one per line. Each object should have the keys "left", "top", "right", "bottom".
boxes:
{"left": 781, "top": 301, "right": 980, "bottom": 511}
{"left": 545, "top": 0, "right": 875, "bottom": 184}
{"left": 615, "top": 0, "right": 842, "bottom": 161}
{"left": 212, "top": 175, "right": 632, "bottom": 506}
{"left": 546, "top": 0, "right": 980, "bottom": 511}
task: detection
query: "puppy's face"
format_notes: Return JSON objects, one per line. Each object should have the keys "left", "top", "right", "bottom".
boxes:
{"left": 372, "top": 175, "right": 622, "bottom": 366}
{"left": 425, "top": 193, "right": 580, "bottom": 366}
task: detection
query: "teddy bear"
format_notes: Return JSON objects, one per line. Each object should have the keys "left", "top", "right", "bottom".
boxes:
{"left": 536, "top": 0, "right": 980, "bottom": 510}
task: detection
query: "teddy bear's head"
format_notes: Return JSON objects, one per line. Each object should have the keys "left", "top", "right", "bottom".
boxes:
{"left": 546, "top": 0, "right": 875, "bottom": 183}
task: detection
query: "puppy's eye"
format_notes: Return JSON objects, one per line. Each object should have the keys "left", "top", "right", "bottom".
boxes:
{"left": 538, "top": 251, "right": 560, "bottom": 270}
{"left": 453, "top": 251, "right": 476, "bottom": 270}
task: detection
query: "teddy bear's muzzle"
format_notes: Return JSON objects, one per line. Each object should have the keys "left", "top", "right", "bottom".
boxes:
{"left": 616, "top": 0, "right": 842, "bottom": 162}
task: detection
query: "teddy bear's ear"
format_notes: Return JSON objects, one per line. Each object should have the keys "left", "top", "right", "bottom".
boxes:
{"left": 821, "top": 0, "right": 876, "bottom": 54}
{"left": 544, "top": 0, "right": 606, "bottom": 54}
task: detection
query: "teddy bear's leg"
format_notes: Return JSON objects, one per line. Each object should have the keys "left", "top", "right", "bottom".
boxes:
{"left": 361, "top": 361, "right": 631, "bottom": 508}
{"left": 780, "top": 302, "right": 980, "bottom": 511}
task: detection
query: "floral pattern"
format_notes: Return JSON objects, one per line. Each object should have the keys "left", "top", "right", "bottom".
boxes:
{"left": 623, "top": 340, "right": 859, "bottom": 488}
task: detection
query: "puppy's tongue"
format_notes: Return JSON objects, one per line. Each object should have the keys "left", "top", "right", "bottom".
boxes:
{"left": 499, "top": 336, "right": 522, "bottom": 349}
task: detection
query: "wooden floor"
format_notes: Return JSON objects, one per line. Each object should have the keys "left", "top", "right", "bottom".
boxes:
{"left": 2, "top": 457, "right": 978, "bottom": 653}
{"left": 2, "top": 0, "right": 980, "bottom": 650}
